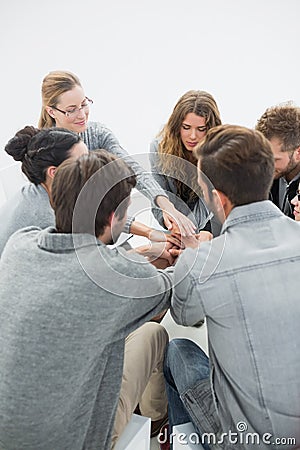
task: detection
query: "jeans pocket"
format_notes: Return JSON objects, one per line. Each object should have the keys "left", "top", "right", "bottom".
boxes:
{"left": 180, "top": 377, "right": 220, "bottom": 435}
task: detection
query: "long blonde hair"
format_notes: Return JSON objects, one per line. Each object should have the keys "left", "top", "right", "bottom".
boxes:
{"left": 158, "top": 90, "right": 222, "bottom": 200}
{"left": 38, "top": 71, "right": 82, "bottom": 129}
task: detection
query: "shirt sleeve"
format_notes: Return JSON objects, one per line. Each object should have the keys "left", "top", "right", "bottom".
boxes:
{"left": 149, "top": 139, "right": 173, "bottom": 193}
{"left": 149, "top": 138, "right": 173, "bottom": 228}
{"left": 86, "top": 123, "right": 168, "bottom": 206}
{"left": 123, "top": 215, "right": 135, "bottom": 234}
{"left": 171, "top": 247, "right": 206, "bottom": 326}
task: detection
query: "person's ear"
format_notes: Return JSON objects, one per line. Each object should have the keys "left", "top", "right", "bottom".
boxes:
{"left": 108, "top": 212, "right": 115, "bottom": 227}
{"left": 212, "top": 189, "right": 233, "bottom": 220}
{"left": 45, "top": 106, "right": 56, "bottom": 119}
{"left": 294, "top": 146, "right": 300, "bottom": 161}
{"left": 46, "top": 166, "right": 57, "bottom": 180}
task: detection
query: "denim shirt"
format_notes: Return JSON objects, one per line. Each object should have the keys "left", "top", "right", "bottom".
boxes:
{"left": 172, "top": 201, "right": 300, "bottom": 447}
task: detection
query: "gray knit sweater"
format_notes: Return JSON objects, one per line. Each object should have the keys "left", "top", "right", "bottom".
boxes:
{"left": 0, "top": 183, "right": 54, "bottom": 256}
{"left": 0, "top": 227, "right": 173, "bottom": 450}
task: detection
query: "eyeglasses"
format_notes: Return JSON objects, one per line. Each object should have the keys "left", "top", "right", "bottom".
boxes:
{"left": 52, "top": 97, "right": 93, "bottom": 119}
{"left": 296, "top": 189, "right": 300, "bottom": 201}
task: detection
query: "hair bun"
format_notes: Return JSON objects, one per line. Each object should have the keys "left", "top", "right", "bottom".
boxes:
{"left": 5, "top": 126, "right": 40, "bottom": 162}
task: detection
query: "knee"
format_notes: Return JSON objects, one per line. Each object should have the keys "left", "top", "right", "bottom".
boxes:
{"left": 142, "top": 321, "right": 169, "bottom": 348}
{"left": 164, "top": 339, "right": 209, "bottom": 392}
{"left": 165, "top": 338, "right": 191, "bottom": 362}
{"left": 164, "top": 338, "right": 189, "bottom": 376}
{"left": 163, "top": 338, "right": 202, "bottom": 376}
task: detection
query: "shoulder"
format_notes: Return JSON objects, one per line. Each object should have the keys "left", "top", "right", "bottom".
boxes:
{"left": 174, "top": 237, "right": 225, "bottom": 285}
{"left": 1, "top": 183, "right": 52, "bottom": 223}
{"left": 13, "top": 225, "right": 42, "bottom": 237}
{"left": 84, "top": 121, "right": 115, "bottom": 138}
{"left": 149, "top": 137, "right": 161, "bottom": 154}
{"left": 1, "top": 226, "right": 42, "bottom": 259}
{"left": 81, "top": 122, "right": 119, "bottom": 150}
{"left": 21, "top": 183, "right": 48, "bottom": 200}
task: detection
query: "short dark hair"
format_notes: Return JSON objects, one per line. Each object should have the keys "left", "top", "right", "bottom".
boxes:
{"left": 195, "top": 124, "right": 274, "bottom": 205}
{"left": 51, "top": 150, "right": 136, "bottom": 236}
{"left": 5, "top": 126, "right": 81, "bottom": 185}
{"left": 256, "top": 103, "right": 300, "bottom": 152}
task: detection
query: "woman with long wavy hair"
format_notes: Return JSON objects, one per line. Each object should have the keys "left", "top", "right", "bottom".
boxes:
{"left": 150, "top": 90, "right": 222, "bottom": 235}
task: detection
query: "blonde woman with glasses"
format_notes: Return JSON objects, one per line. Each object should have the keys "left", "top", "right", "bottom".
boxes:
{"left": 38, "top": 71, "right": 195, "bottom": 242}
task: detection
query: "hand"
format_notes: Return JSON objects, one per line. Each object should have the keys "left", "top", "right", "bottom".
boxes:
{"left": 149, "top": 258, "right": 173, "bottom": 269}
{"left": 129, "top": 221, "right": 182, "bottom": 247}
{"left": 148, "top": 229, "right": 183, "bottom": 248}
{"left": 135, "top": 241, "right": 176, "bottom": 267}
{"left": 156, "top": 196, "right": 196, "bottom": 237}
{"left": 169, "top": 232, "right": 211, "bottom": 259}
{"left": 195, "top": 231, "right": 213, "bottom": 243}
{"left": 168, "top": 234, "right": 199, "bottom": 259}
{"left": 162, "top": 208, "right": 196, "bottom": 237}
{"left": 181, "top": 234, "right": 200, "bottom": 249}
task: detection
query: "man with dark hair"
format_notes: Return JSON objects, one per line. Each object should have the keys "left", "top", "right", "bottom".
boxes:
{"left": 0, "top": 150, "right": 173, "bottom": 450}
{"left": 162, "top": 125, "right": 300, "bottom": 449}
{"left": 256, "top": 102, "right": 300, "bottom": 218}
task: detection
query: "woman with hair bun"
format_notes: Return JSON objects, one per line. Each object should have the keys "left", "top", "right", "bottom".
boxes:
{"left": 150, "top": 90, "right": 222, "bottom": 236}
{"left": 0, "top": 126, "right": 88, "bottom": 256}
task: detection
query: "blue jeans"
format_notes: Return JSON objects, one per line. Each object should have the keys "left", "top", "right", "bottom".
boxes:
{"left": 163, "top": 338, "right": 211, "bottom": 450}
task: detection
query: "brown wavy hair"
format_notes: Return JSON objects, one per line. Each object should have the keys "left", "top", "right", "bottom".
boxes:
{"left": 38, "top": 71, "right": 82, "bottom": 129}
{"left": 256, "top": 102, "right": 300, "bottom": 152}
{"left": 158, "top": 90, "right": 221, "bottom": 200}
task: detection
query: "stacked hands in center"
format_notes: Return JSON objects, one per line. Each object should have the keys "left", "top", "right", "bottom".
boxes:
{"left": 135, "top": 226, "right": 213, "bottom": 270}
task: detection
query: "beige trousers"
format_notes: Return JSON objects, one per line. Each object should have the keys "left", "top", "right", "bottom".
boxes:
{"left": 111, "top": 322, "right": 169, "bottom": 448}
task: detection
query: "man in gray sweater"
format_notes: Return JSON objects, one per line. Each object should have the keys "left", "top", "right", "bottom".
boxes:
{"left": 0, "top": 150, "right": 173, "bottom": 450}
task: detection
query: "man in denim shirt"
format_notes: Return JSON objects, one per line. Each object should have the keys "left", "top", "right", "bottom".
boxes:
{"left": 163, "top": 125, "right": 300, "bottom": 449}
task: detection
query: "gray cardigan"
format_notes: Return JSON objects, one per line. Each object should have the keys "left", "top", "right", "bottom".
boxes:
{"left": 0, "top": 227, "right": 173, "bottom": 450}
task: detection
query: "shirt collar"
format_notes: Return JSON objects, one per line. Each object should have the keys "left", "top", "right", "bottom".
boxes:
{"left": 221, "top": 200, "right": 283, "bottom": 234}
{"left": 37, "top": 227, "right": 103, "bottom": 252}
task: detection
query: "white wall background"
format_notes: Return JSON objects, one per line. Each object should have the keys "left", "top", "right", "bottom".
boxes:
{"left": 0, "top": 0, "right": 299, "bottom": 176}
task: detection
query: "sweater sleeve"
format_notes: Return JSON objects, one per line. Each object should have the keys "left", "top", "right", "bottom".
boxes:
{"left": 149, "top": 138, "right": 173, "bottom": 228}
{"left": 82, "top": 123, "right": 168, "bottom": 207}
{"left": 149, "top": 139, "right": 173, "bottom": 193}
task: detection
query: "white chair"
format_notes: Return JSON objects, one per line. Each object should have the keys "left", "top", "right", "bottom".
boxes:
{"left": 115, "top": 414, "right": 151, "bottom": 450}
